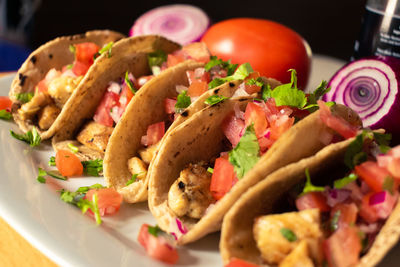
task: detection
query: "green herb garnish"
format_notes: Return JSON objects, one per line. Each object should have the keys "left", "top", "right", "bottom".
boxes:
{"left": 344, "top": 130, "right": 374, "bottom": 169}
{"left": 125, "top": 71, "right": 137, "bottom": 94}
{"left": 330, "top": 210, "right": 341, "bottom": 231}
{"left": 205, "top": 56, "right": 238, "bottom": 76}
{"left": 147, "top": 50, "right": 167, "bottom": 68}
{"left": 37, "top": 167, "right": 67, "bottom": 183}
{"left": 48, "top": 156, "right": 56, "bottom": 166}
{"left": 204, "top": 95, "right": 228, "bottom": 106}
{"left": 148, "top": 225, "right": 162, "bottom": 237}
{"left": 280, "top": 228, "right": 297, "bottom": 242}
{"left": 301, "top": 168, "right": 325, "bottom": 195}
{"left": 98, "top": 41, "right": 113, "bottom": 58}
{"left": 10, "top": 127, "right": 41, "bottom": 147}
{"left": 229, "top": 125, "right": 260, "bottom": 179}
{"left": 208, "top": 62, "right": 254, "bottom": 89}
{"left": 15, "top": 92, "right": 33, "bottom": 103}
{"left": 383, "top": 176, "right": 395, "bottom": 195}
{"left": 175, "top": 90, "right": 191, "bottom": 114}
{"left": 0, "top": 110, "right": 12, "bottom": 120}
{"left": 69, "top": 44, "right": 76, "bottom": 54}
{"left": 68, "top": 143, "right": 79, "bottom": 153}
{"left": 82, "top": 159, "right": 103, "bottom": 177}
{"left": 334, "top": 173, "right": 358, "bottom": 189}
{"left": 126, "top": 173, "right": 139, "bottom": 186}
{"left": 207, "top": 167, "right": 214, "bottom": 174}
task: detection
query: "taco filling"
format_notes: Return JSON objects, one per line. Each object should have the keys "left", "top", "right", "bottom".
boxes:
{"left": 252, "top": 131, "right": 396, "bottom": 267}
{"left": 16, "top": 42, "right": 108, "bottom": 130}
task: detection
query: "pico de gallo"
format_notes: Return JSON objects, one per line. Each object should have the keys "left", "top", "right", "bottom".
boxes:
{"left": 15, "top": 42, "right": 109, "bottom": 131}
{"left": 166, "top": 71, "right": 344, "bottom": 239}
{"left": 248, "top": 130, "right": 396, "bottom": 267}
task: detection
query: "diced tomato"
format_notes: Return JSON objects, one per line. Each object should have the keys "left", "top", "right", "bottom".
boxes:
{"left": 210, "top": 157, "right": 236, "bottom": 200}
{"left": 245, "top": 71, "right": 260, "bottom": 81}
{"left": 187, "top": 81, "right": 208, "bottom": 97}
{"left": 296, "top": 192, "right": 330, "bottom": 212}
{"left": 0, "top": 96, "right": 12, "bottom": 111}
{"left": 244, "top": 72, "right": 262, "bottom": 94}
{"left": 167, "top": 51, "right": 186, "bottom": 68}
{"left": 144, "top": 122, "right": 165, "bottom": 146}
{"left": 85, "top": 187, "right": 123, "bottom": 216}
{"left": 221, "top": 112, "right": 245, "bottom": 147}
{"left": 318, "top": 100, "right": 359, "bottom": 139}
{"left": 186, "top": 68, "right": 210, "bottom": 85}
{"left": 72, "top": 61, "right": 91, "bottom": 76}
{"left": 359, "top": 192, "right": 380, "bottom": 223}
{"left": 323, "top": 225, "right": 361, "bottom": 267}
{"left": 257, "top": 133, "right": 275, "bottom": 152}
{"left": 138, "top": 224, "right": 179, "bottom": 264}
{"left": 164, "top": 98, "right": 177, "bottom": 114}
{"left": 262, "top": 98, "right": 280, "bottom": 122}
{"left": 360, "top": 191, "right": 397, "bottom": 223}
{"left": 94, "top": 91, "right": 119, "bottom": 127}
{"left": 269, "top": 114, "right": 294, "bottom": 140}
{"left": 355, "top": 161, "right": 397, "bottom": 193}
{"left": 244, "top": 102, "right": 268, "bottom": 137}
{"left": 182, "top": 42, "right": 211, "bottom": 63}
{"left": 225, "top": 258, "right": 260, "bottom": 267}
{"left": 74, "top": 42, "right": 100, "bottom": 65}
{"left": 377, "top": 150, "right": 400, "bottom": 179}
{"left": 55, "top": 149, "right": 83, "bottom": 177}
{"left": 330, "top": 203, "right": 358, "bottom": 229}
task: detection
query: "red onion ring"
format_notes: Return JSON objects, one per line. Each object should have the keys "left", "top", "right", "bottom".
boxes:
{"left": 324, "top": 56, "right": 400, "bottom": 142}
{"left": 130, "top": 4, "right": 210, "bottom": 45}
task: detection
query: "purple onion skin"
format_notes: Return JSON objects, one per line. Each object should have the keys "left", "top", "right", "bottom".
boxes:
{"left": 324, "top": 56, "right": 400, "bottom": 145}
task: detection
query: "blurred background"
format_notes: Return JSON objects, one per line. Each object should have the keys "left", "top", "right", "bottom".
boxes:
{"left": 1, "top": 0, "right": 366, "bottom": 71}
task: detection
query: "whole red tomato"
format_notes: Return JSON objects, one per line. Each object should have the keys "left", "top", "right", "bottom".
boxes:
{"left": 201, "top": 18, "right": 312, "bottom": 89}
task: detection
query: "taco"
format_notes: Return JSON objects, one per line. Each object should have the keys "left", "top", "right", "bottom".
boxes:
{"left": 102, "top": 56, "right": 282, "bottom": 203}
{"left": 220, "top": 129, "right": 398, "bottom": 267}
{"left": 147, "top": 93, "right": 362, "bottom": 245}
{"left": 9, "top": 30, "right": 125, "bottom": 139}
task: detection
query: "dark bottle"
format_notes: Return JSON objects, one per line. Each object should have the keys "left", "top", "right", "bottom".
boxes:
{"left": 353, "top": 0, "right": 400, "bottom": 59}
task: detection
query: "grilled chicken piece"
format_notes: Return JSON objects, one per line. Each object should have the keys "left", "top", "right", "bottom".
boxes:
{"left": 127, "top": 157, "right": 147, "bottom": 181}
{"left": 279, "top": 240, "right": 314, "bottom": 267}
{"left": 76, "top": 121, "right": 114, "bottom": 153}
{"left": 138, "top": 143, "right": 159, "bottom": 165}
{"left": 37, "top": 104, "right": 61, "bottom": 130}
{"left": 18, "top": 92, "right": 52, "bottom": 120}
{"left": 168, "top": 162, "right": 215, "bottom": 219}
{"left": 47, "top": 76, "right": 82, "bottom": 108}
{"left": 253, "top": 209, "right": 323, "bottom": 265}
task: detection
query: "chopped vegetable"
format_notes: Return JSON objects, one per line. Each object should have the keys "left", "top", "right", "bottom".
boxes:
{"left": 126, "top": 173, "right": 139, "bottom": 186}
{"left": 210, "top": 157, "right": 236, "bottom": 200}
{"left": 334, "top": 173, "right": 358, "bottom": 189}
{"left": 82, "top": 159, "right": 103, "bottom": 177}
{"left": 0, "top": 110, "right": 12, "bottom": 120}
{"left": 175, "top": 91, "right": 191, "bottom": 114}
{"left": 95, "top": 41, "right": 114, "bottom": 59}
{"left": 68, "top": 143, "right": 79, "bottom": 153}
{"left": 37, "top": 167, "right": 67, "bottom": 183}
{"left": 204, "top": 95, "right": 228, "bottom": 106}
{"left": 124, "top": 71, "right": 137, "bottom": 94}
{"left": 280, "top": 227, "right": 297, "bottom": 242}
{"left": 137, "top": 223, "right": 179, "bottom": 264}
{"left": 55, "top": 149, "right": 83, "bottom": 177}
{"left": 147, "top": 50, "right": 167, "bottom": 69}
{"left": 205, "top": 56, "right": 237, "bottom": 75}
{"left": 355, "top": 161, "right": 396, "bottom": 193}
{"left": 48, "top": 156, "right": 56, "bottom": 166}
{"left": 10, "top": 127, "right": 41, "bottom": 147}
{"left": 324, "top": 56, "right": 400, "bottom": 141}
{"left": 15, "top": 92, "right": 33, "bottom": 103}
{"left": 296, "top": 191, "right": 330, "bottom": 212}
{"left": 301, "top": 168, "right": 325, "bottom": 194}
{"left": 208, "top": 63, "right": 254, "bottom": 89}
{"left": 229, "top": 126, "right": 260, "bottom": 179}
{"left": 85, "top": 188, "right": 123, "bottom": 217}
{"left": 130, "top": 4, "right": 209, "bottom": 45}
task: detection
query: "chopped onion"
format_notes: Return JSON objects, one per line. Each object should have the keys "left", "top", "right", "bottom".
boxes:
{"left": 176, "top": 218, "right": 188, "bottom": 234}
{"left": 130, "top": 4, "right": 210, "bottom": 45}
{"left": 107, "top": 82, "right": 121, "bottom": 94}
{"left": 233, "top": 103, "right": 245, "bottom": 120}
{"left": 232, "top": 83, "right": 249, "bottom": 98}
{"left": 324, "top": 56, "right": 400, "bottom": 142}
{"left": 369, "top": 191, "right": 387, "bottom": 205}
{"left": 324, "top": 188, "right": 351, "bottom": 207}
{"left": 175, "top": 84, "right": 188, "bottom": 94}
{"left": 369, "top": 191, "right": 397, "bottom": 219}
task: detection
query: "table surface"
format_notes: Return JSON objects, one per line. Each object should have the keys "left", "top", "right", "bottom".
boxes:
{"left": 0, "top": 71, "right": 57, "bottom": 267}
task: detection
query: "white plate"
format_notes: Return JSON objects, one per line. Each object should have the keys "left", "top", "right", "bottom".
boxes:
{"left": 0, "top": 55, "right": 398, "bottom": 267}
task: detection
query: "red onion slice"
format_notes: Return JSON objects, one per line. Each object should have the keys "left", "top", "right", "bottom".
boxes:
{"left": 130, "top": 4, "right": 210, "bottom": 45}
{"left": 324, "top": 56, "right": 400, "bottom": 140}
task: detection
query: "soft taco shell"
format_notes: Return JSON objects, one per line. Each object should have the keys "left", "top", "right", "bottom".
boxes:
{"left": 51, "top": 35, "right": 182, "bottom": 161}
{"left": 220, "top": 132, "right": 399, "bottom": 267}
{"left": 9, "top": 30, "right": 125, "bottom": 139}
{"left": 148, "top": 100, "right": 362, "bottom": 245}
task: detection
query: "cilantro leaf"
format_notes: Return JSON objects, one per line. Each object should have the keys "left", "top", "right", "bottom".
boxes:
{"left": 15, "top": 92, "right": 33, "bottom": 103}
{"left": 98, "top": 41, "right": 113, "bottom": 58}
{"left": 204, "top": 95, "right": 228, "bottom": 106}
{"left": 280, "top": 228, "right": 297, "bottom": 242}
{"left": 271, "top": 83, "right": 307, "bottom": 108}
{"left": 148, "top": 225, "right": 162, "bottom": 237}
{"left": 208, "top": 62, "right": 254, "bottom": 89}
{"left": 175, "top": 90, "right": 191, "bottom": 114}
{"left": 208, "top": 78, "right": 226, "bottom": 89}
{"left": 205, "top": 56, "right": 238, "bottom": 76}
{"left": 126, "top": 173, "right": 140, "bottom": 186}
{"left": 330, "top": 210, "right": 341, "bottom": 231}
{"left": 344, "top": 130, "right": 372, "bottom": 169}
{"left": 229, "top": 125, "right": 260, "bottom": 179}
{"left": 334, "top": 173, "right": 358, "bottom": 189}
{"left": 10, "top": 127, "right": 41, "bottom": 147}
{"left": 125, "top": 71, "right": 137, "bottom": 94}
{"left": 301, "top": 168, "right": 325, "bottom": 194}
{"left": 82, "top": 159, "right": 103, "bottom": 177}
{"left": 91, "top": 193, "right": 102, "bottom": 225}
{"left": 147, "top": 50, "right": 167, "bottom": 68}
{"left": 0, "top": 110, "right": 12, "bottom": 120}
{"left": 48, "top": 156, "right": 56, "bottom": 166}
{"left": 37, "top": 167, "right": 67, "bottom": 183}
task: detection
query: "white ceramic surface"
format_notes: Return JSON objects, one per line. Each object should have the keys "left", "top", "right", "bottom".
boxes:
{"left": 0, "top": 55, "right": 398, "bottom": 267}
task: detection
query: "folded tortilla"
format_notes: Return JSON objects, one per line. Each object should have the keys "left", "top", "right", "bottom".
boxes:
{"left": 9, "top": 30, "right": 125, "bottom": 140}
{"left": 220, "top": 132, "right": 398, "bottom": 267}
{"left": 147, "top": 100, "right": 361, "bottom": 245}
{"left": 51, "top": 35, "right": 182, "bottom": 161}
